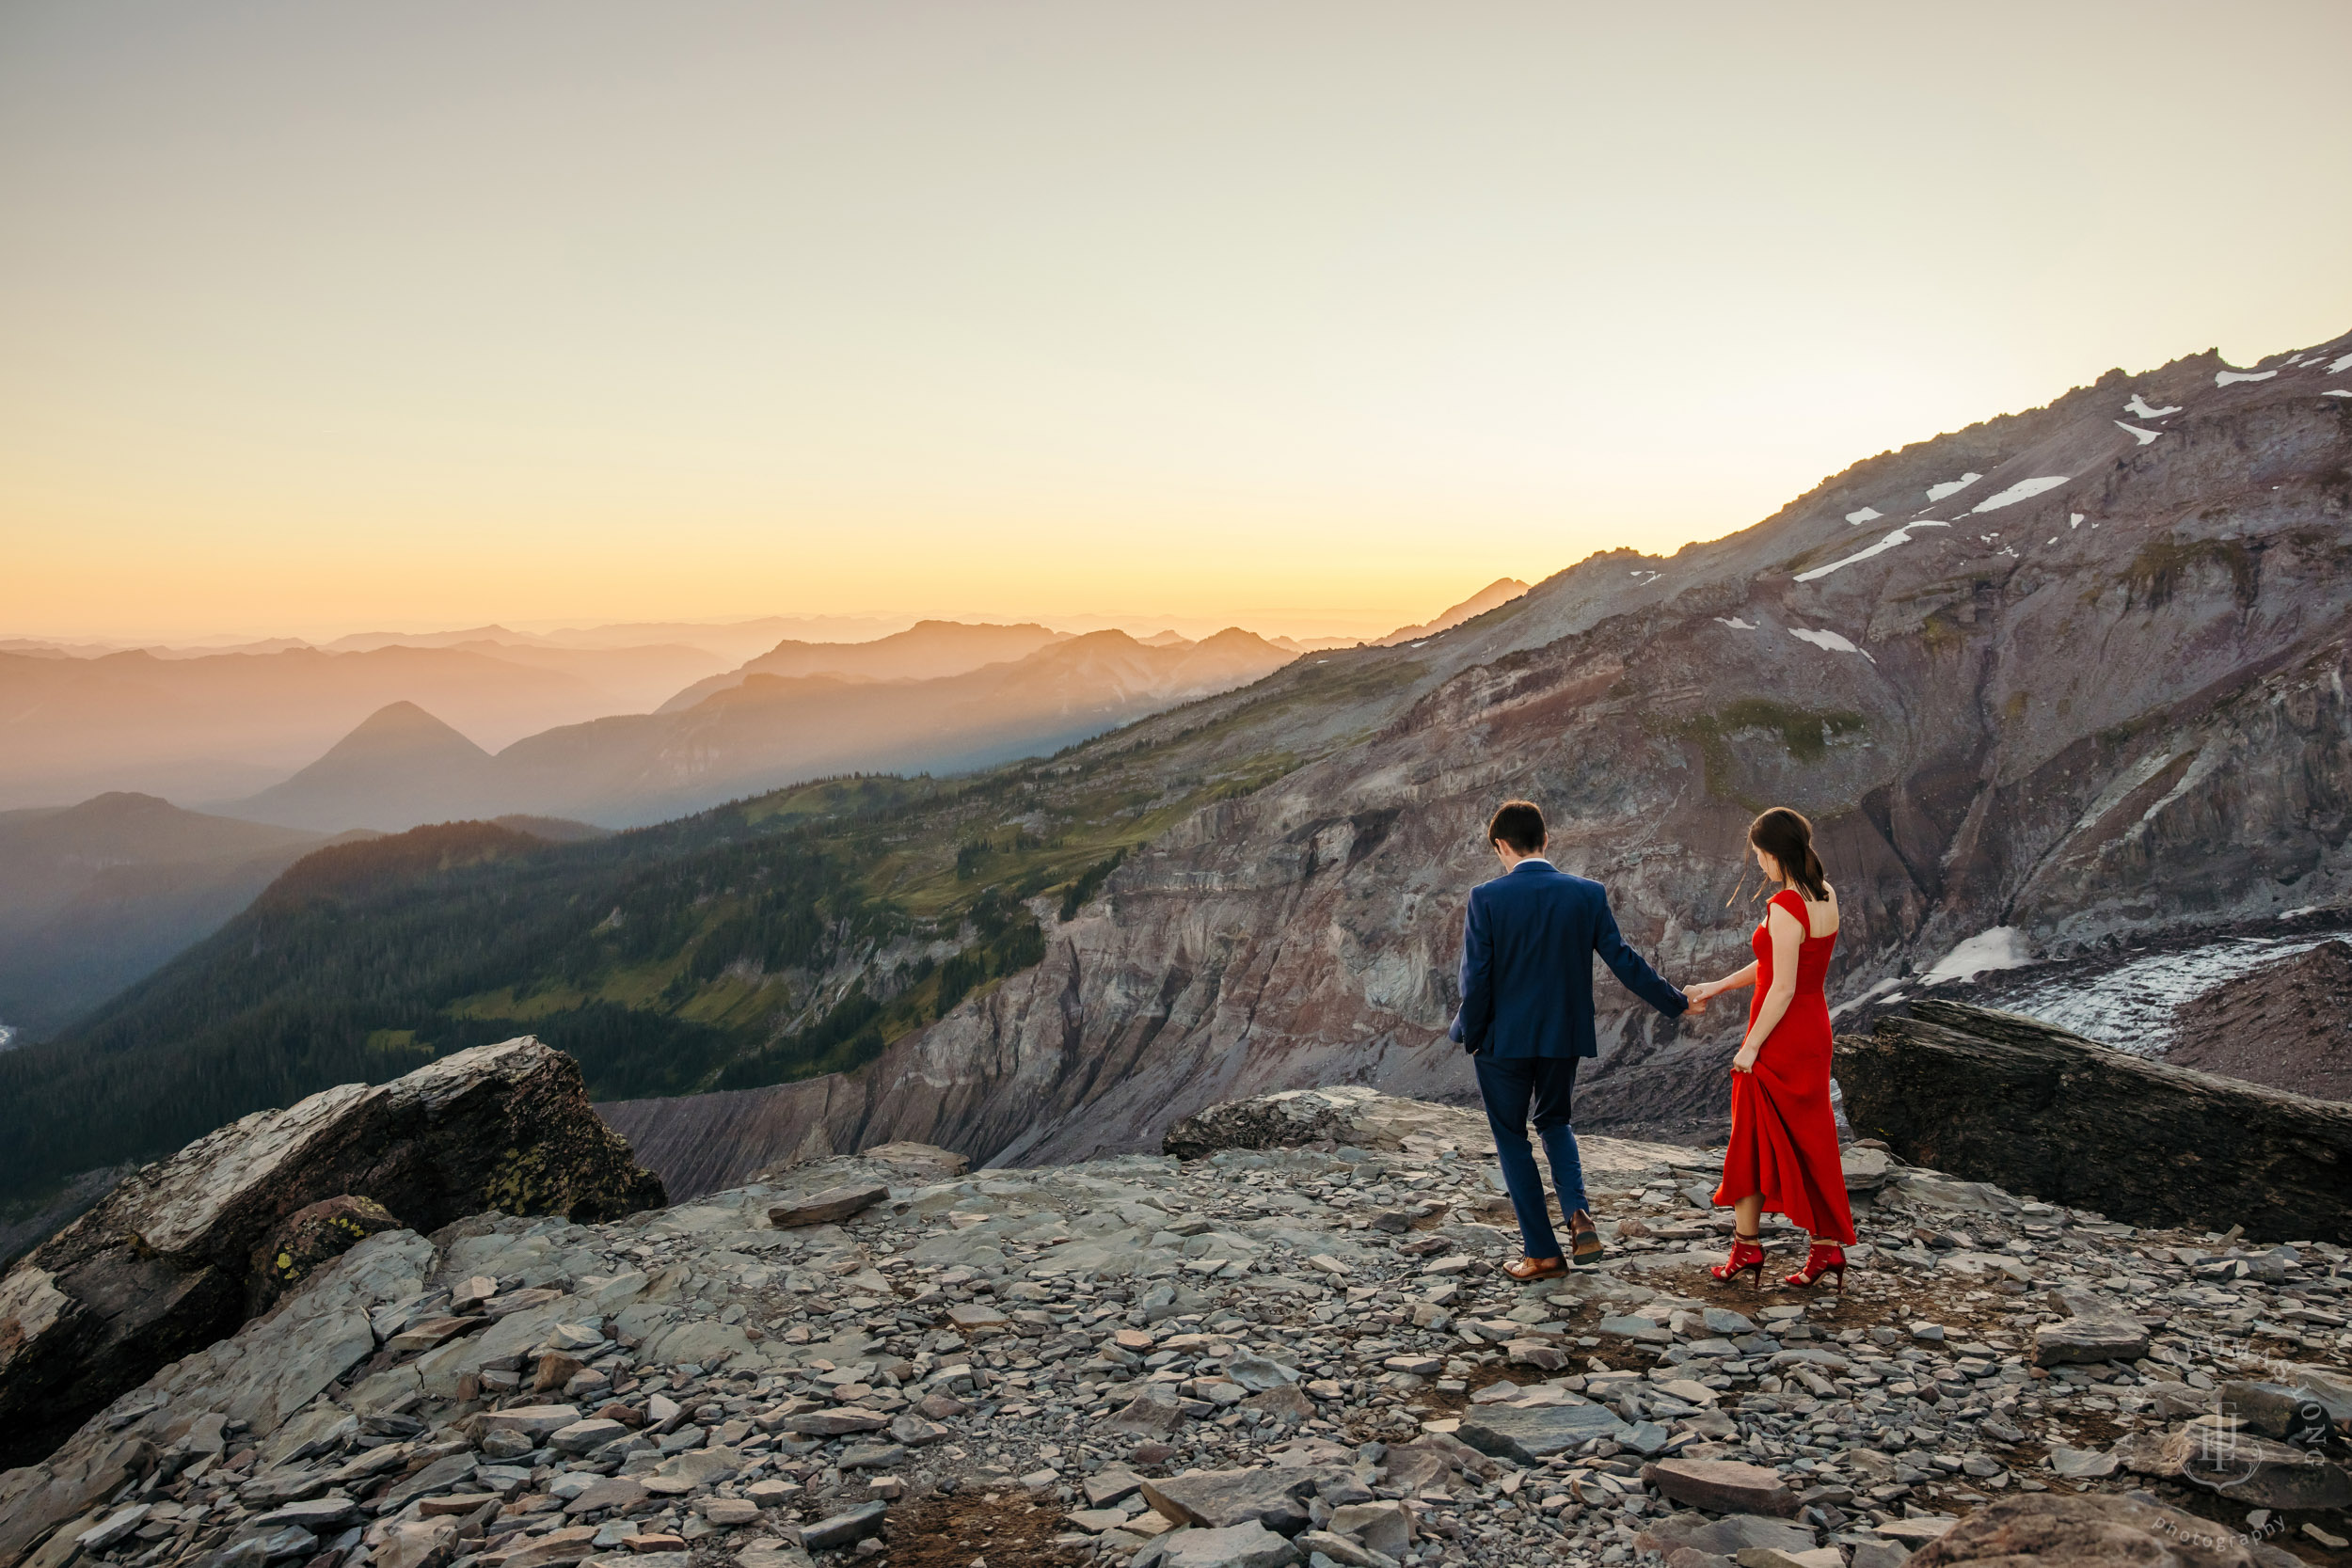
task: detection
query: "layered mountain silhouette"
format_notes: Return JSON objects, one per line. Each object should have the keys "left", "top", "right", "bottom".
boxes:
{"left": 223, "top": 626, "right": 1298, "bottom": 831}
{"left": 0, "top": 641, "right": 722, "bottom": 809}
{"left": 657, "top": 619, "right": 1068, "bottom": 713}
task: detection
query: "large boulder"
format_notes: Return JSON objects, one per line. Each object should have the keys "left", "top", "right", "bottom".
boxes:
{"left": 1836, "top": 1000, "right": 2352, "bottom": 1243}
{"left": 1162, "top": 1086, "right": 1472, "bottom": 1159}
{"left": 0, "top": 1037, "right": 662, "bottom": 1469}
{"left": 1907, "top": 1490, "right": 2301, "bottom": 1566}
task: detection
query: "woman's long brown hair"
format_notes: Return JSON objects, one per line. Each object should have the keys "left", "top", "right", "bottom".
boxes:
{"left": 1749, "top": 807, "right": 1830, "bottom": 901}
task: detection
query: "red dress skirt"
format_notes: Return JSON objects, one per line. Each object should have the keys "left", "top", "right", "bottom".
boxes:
{"left": 1712, "top": 889, "right": 1856, "bottom": 1243}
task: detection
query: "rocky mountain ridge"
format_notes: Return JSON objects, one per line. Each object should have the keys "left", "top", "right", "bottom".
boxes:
{"left": 601, "top": 327, "right": 2352, "bottom": 1182}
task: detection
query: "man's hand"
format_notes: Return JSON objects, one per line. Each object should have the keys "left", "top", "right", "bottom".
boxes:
{"left": 1684, "top": 984, "right": 1709, "bottom": 1015}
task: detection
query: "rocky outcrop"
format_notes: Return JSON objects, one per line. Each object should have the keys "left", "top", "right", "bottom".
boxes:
{"left": 0, "top": 1039, "right": 663, "bottom": 1470}
{"left": 1155, "top": 1086, "right": 1718, "bottom": 1189}
{"left": 1160, "top": 1087, "right": 1498, "bottom": 1162}
{"left": 3, "top": 1088, "right": 2348, "bottom": 1568}
{"left": 1909, "top": 1492, "right": 2302, "bottom": 1566}
{"left": 1836, "top": 1000, "right": 2352, "bottom": 1243}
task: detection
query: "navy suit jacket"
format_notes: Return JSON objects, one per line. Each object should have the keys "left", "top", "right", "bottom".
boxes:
{"left": 1447, "top": 860, "right": 1686, "bottom": 1058}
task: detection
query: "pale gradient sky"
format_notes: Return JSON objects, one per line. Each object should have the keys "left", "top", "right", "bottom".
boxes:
{"left": 3, "top": 1, "right": 2348, "bottom": 643}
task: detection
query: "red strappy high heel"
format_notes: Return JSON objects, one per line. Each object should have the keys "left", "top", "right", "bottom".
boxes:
{"left": 1709, "top": 1233, "right": 1765, "bottom": 1287}
{"left": 1784, "top": 1242, "right": 1847, "bottom": 1292}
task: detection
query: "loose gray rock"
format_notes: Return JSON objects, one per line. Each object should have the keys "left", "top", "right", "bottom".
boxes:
{"left": 1455, "top": 1402, "right": 1630, "bottom": 1463}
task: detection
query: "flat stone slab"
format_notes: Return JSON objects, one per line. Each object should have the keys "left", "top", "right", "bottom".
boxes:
{"left": 2034, "top": 1316, "right": 2150, "bottom": 1367}
{"left": 802, "top": 1501, "right": 889, "bottom": 1550}
{"left": 1841, "top": 1147, "right": 1894, "bottom": 1193}
{"left": 769, "top": 1184, "right": 888, "bottom": 1227}
{"left": 501, "top": 1526, "right": 600, "bottom": 1568}
{"left": 1455, "top": 1402, "right": 1630, "bottom": 1463}
{"left": 549, "top": 1418, "right": 627, "bottom": 1455}
{"left": 1641, "top": 1458, "right": 1798, "bottom": 1517}
{"left": 1638, "top": 1513, "right": 1818, "bottom": 1559}
{"left": 248, "top": 1497, "right": 362, "bottom": 1530}
{"left": 945, "top": 1304, "right": 1008, "bottom": 1330}
{"left": 481, "top": 1404, "right": 581, "bottom": 1439}
{"left": 1101, "top": 1386, "right": 1185, "bottom": 1434}
{"left": 1152, "top": 1521, "right": 1303, "bottom": 1568}
{"left": 777, "top": 1407, "right": 888, "bottom": 1436}
{"left": 562, "top": 1477, "right": 648, "bottom": 1516}
{"left": 2046, "top": 1445, "right": 2118, "bottom": 1479}
{"left": 1598, "top": 1315, "right": 1671, "bottom": 1343}
{"left": 1142, "top": 1465, "right": 1322, "bottom": 1533}
{"left": 1084, "top": 1469, "right": 1146, "bottom": 1507}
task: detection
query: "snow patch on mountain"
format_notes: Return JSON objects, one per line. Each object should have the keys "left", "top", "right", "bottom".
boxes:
{"left": 1788, "top": 626, "right": 1869, "bottom": 657}
{"left": 1970, "top": 475, "right": 2071, "bottom": 514}
{"left": 1919, "top": 927, "right": 2034, "bottom": 985}
{"left": 1924, "top": 472, "right": 1982, "bottom": 503}
{"left": 1794, "top": 520, "right": 1950, "bottom": 582}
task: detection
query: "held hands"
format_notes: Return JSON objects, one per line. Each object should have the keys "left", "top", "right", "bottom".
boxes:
{"left": 1683, "top": 980, "right": 1715, "bottom": 1014}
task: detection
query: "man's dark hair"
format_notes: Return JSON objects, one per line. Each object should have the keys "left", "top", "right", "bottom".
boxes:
{"left": 1487, "top": 800, "right": 1545, "bottom": 853}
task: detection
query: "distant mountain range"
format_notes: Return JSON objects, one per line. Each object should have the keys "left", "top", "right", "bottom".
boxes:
{"left": 0, "top": 641, "right": 728, "bottom": 808}
{"left": 223, "top": 625, "right": 1300, "bottom": 831}
{"left": 657, "top": 620, "right": 1070, "bottom": 712}
{"left": 0, "top": 611, "right": 1359, "bottom": 816}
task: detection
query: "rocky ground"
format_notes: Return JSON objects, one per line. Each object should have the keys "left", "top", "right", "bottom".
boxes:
{"left": 5, "top": 1090, "right": 2348, "bottom": 1568}
{"left": 2170, "top": 941, "right": 2352, "bottom": 1103}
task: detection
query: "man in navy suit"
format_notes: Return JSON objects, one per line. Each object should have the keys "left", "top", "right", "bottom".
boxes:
{"left": 1449, "top": 799, "right": 1690, "bottom": 1278}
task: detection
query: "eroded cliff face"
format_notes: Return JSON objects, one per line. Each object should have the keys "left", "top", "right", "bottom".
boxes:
{"left": 600, "top": 334, "right": 2352, "bottom": 1195}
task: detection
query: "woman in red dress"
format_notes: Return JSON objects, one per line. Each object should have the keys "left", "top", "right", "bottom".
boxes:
{"left": 1684, "top": 807, "right": 1857, "bottom": 1291}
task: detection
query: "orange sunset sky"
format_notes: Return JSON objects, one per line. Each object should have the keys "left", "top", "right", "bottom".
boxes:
{"left": 3, "top": 2, "right": 2348, "bottom": 644}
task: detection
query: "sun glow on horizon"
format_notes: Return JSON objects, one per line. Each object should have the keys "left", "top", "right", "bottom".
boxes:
{"left": 3, "top": 2, "right": 2347, "bottom": 643}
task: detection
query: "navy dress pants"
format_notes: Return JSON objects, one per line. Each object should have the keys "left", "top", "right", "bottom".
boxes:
{"left": 1472, "top": 1053, "right": 1589, "bottom": 1259}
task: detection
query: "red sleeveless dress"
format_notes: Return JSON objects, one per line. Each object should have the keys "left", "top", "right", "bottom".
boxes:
{"left": 1712, "top": 889, "right": 1855, "bottom": 1243}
